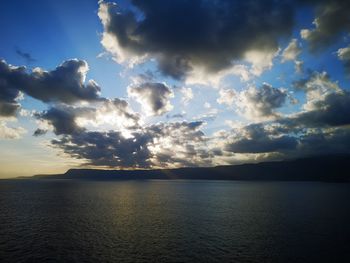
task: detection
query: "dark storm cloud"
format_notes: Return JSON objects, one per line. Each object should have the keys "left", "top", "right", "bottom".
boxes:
{"left": 15, "top": 47, "right": 36, "bottom": 64}
{"left": 99, "top": 0, "right": 296, "bottom": 78}
{"left": 0, "top": 59, "right": 101, "bottom": 105}
{"left": 301, "top": 0, "right": 350, "bottom": 52}
{"left": 128, "top": 82, "right": 173, "bottom": 116}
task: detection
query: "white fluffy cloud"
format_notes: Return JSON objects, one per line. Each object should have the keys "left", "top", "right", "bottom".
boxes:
{"left": 244, "top": 49, "right": 280, "bottom": 76}
{"left": 180, "top": 87, "right": 194, "bottom": 105}
{"left": 293, "top": 71, "right": 341, "bottom": 111}
{"left": 0, "top": 120, "right": 26, "bottom": 139}
{"left": 128, "top": 82, "right": 174, "bottom": 116}
{"left": 281, "top": 39, "right": 301, "bottom": 62}
{"left": 338, "top": 46, "right": 350, "bottom": 60}
{"left": 217, "top": 89, "right": 235, "bottom": 107}
{"left": 235, "top": 83, "right": 288, "bottom": 120}
{"left": 337, "top": 45, "right": 350, "bottom": 76}
{"left": 185, "top": 64, "right": 251, "bottom": 87}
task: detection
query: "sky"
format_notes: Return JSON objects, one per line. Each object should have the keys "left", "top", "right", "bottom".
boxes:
{"left": 1, "top": 0, "right": 350, "bottom": 178}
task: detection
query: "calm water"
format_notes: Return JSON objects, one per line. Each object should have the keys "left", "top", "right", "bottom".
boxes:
{"left": 0, "top": 180, "right": 350, "bottom": 263}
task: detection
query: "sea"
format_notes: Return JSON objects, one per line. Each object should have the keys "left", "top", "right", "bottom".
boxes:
{"left": 0, "top": 179, "right": 349, "bottom": 262}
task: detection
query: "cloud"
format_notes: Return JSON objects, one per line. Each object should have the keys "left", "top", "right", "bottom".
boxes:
{"left": 0, "top": 61, "right": 24, "bottom": 117}
{"left": 166, "top": 113, "right": 186, "bottom": 119}
{"left": 91, "top": 98, "right": 140, "bottom": 129}
{"left": 235, "top": 83, "right": 288, "bottom": 120}
{"left": 98, "top": 0, "right": 295, "bottom": 79}
{"left": 281, "top": 38, "right": 301, "bottom": 62}
{"left": 34, "top": 67, "right": 350, "bottom": 167}
{"left": 34, "top": 106, "right": 90, "bottom": 135}
{"left": 301, "top": 0, "right": 350, "bottom": 52}
{"left": 147, "top": 121, "right": 212, "bottom": 167}
{"left": 223, "top": 123, "right": 298, "bottom": 153}
{"left": 298, "top": 127, "right": 350, "bottom": 156}
{"left": 128, "top": 82, "right": 174, "bottom": 116}
{"left": 33, "top": 128, "right": 47, "bottom": 137}
{"left": 0, "top": 87, "right": 21, "bottom": 117}
{"left": 0, "top": 59, "right": 101, "bottom": 105}
{"left": 193, "top": 113, "right": 217, "bottom": 122}
{"left": 51, "top": 121, "right": 211, "bottom": 168}
{"left": 219, "top": 121, "right": 350, "bottom": 158}
{"left": 218, "top": 104, "right": 350, "bottom": 157}
{"left": 15, "top": 47, "right": 36, "bottom": 64}
{"left": 75, "top": 98, "right": 141, "bottom": 131}
{"left": 244, "top": 49, "right": 280, "bottom": 76}
{"left": 0, "top": 101, "right": 20, "bottom": 117}
{"left": 34, "top": 98, "right": 140, "bottom": 136}
{"left": 52, "top": 130, "right": 152, "bottom": 168}
{"left": 260, "top": 72, "right": 350, "bottom": 130}
{"left": 283, "top": 90, "right": 350, "bottom": 128}
{"left": 295, "top": 60, "right": 304, "bottom": 73}
{"left": 193, "top": 103, "right": 218, "bottom": 122}
{"left": 337, "top": 45, "right": 350, "bottom": 76}
{"left": 0, "top": 120, "right": 26, "bottom": 139}
{"left": 185, "top": 64, "right": 251, "bottom": 88}
{"left": 293, "top": 71, "right": 340, "bottom": 111}
{"left": 180, "top": 87, "right": 193, "bottom": 105}
{"left": 217, "top": 88, "right": 235, "bottom": 107}
{"left": 217, "top": 72, "right": 350, "bottom": 156}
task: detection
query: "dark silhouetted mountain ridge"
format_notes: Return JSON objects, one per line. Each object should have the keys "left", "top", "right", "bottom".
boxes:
{"left": 30, "top": 154, "right": 350, "bottom": 182}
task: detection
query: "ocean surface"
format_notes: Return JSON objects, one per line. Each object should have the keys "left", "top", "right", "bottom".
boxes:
{"left": 0, "top": 180, "right": 350, "bottom": 263}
